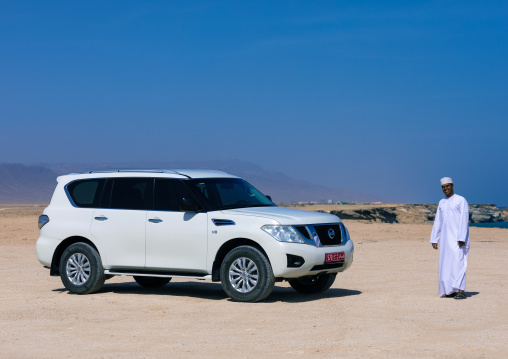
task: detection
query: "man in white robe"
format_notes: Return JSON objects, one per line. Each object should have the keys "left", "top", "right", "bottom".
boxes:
{"left": 430, "top": 177, "right": 470, "bottom": 299}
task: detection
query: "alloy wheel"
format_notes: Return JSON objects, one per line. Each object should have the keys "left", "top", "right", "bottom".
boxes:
{"left": 66, "top": 253, "right": 91, "bottom": 285}
{"left": 228, "top": 257, "right": 259, "bottom": 293}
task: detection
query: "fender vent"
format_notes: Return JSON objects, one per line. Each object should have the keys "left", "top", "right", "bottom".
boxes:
{"left": 212, "top": 219, "right": 236, "bottom": 226}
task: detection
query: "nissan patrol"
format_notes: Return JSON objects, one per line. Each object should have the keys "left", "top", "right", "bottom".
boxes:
{"left": 36, "top": 169, "right": 353, "bottom": 302}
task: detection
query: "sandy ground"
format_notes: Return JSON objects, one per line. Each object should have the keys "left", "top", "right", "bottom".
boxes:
{"left": 1, "top": 205, "right": 507, "bottom": 358}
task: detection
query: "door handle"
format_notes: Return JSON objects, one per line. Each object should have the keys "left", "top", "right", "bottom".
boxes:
{"left": 148, "top": 218, "right": 163, "bottom": 223}
{"left": 94, "top": 216, "right": 108, "bottom": 221}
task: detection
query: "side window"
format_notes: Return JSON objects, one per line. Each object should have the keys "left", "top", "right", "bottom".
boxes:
{"left": 216, "top": 182, "right": 250, "bottom": 207}
{"left": 109, "top": 178, "right": 153, "bottom": 210}
{"left": 192, "top": 181, "right": 221, "bottom": 207}
{"left": 154, "top": 179, "right": 199, "bottom": 211}
{"left": 175, "top": 181, "right": 197, "bottom": 209}
{"left": 66, "top": 179, "right": 106, "bottom": 208}
{"left": 154, "top": 179, "right": 179, "bottom": 211}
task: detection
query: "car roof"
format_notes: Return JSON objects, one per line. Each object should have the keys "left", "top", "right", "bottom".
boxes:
{"left": 56, "top": 169, "right": 239, "bottom": 183}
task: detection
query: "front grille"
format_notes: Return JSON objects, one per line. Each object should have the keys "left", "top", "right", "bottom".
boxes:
{"left": 294, "top": 226, "right": 311, "bottom": 239}
{"left": 314, "top": 224, "right": 342, "bottom": 245}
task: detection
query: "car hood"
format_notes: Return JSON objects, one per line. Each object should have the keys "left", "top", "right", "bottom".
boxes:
{"left": 221, "top": 206, "right": 341, "bottom": 225}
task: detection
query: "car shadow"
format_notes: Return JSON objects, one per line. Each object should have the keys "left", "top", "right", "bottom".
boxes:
{"left": 265, "top": 286, "right": 362, "bottom": 303}
{"left": 53, "top": 281, "right": 362, "bottom": 303}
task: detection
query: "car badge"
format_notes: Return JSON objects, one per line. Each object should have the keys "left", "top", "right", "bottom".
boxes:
{"left": 328, "top": 228, "right": 335, "bottom": 239}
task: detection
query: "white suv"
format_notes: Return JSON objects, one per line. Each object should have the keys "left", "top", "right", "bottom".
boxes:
{"left": 36, "top": 169, "right": 354, "bottom": 302}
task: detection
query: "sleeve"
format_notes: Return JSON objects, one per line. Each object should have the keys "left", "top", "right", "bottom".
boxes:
{"left": 430, "top": 204, "right": 441, "bottom": 244}
{"left": 457, "top": 197, "right": 469, "bottom": 243}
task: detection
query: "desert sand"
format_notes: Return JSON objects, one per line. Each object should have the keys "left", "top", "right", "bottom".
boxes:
{"left": 1, "top": 205, "right": 507, "bottom": 358}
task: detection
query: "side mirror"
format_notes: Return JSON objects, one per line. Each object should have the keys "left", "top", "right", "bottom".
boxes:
{"left": 180, "top": 197, "right": 200, "bottom": 212}
{"left": 266, "top": 195, "right": 272, "bottom": 202}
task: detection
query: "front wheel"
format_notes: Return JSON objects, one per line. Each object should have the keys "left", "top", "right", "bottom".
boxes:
{"left": 288, "top": 273, "right": 336, "bottom": 294}
{"left": 59, "top": 243, "right": 105, "bottom": 294}
{"left": 220, "top": 246, "right": 275, "bottom": 302}
{"left": 134, "top": 276, "right": 171, "bottom": 288}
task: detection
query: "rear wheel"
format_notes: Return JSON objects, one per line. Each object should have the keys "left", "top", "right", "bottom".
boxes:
{"left": 288, "top": 273, "right": 336, "bottom": 294}
{"left": 220, "top": 246, "right": 274, "bottom": 302}
{"left": 59, "top": 243, "right": 105, "bottom": 294}
{"left": 133, "top": 276, "right": 171, "bottom": 288}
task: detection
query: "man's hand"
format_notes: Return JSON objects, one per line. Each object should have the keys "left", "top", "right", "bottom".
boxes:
{"left": 458, "top": 241, "right": 465, "bottom": 248}
{"left": 432, "top": 243, "right": 438, "bottom": 250}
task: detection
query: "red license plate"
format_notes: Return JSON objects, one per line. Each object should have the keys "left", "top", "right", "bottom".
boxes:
{"left": 325, "top": 252, "right": 345, "bottom": 263}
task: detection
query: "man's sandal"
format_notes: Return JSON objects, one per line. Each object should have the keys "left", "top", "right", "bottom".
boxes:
{"left": 454, "top": 292, "right": 467, "bottom": 300}
{"left": 441, "top": 293, "right": 457, "bottom": 298}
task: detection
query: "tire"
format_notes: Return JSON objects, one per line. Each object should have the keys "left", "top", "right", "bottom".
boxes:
{"left": 134, "top": 276, "right": 171, "bottom": 288}
{"left": 59, "top": 243, "right": 105, "bottom": 294}
{"left": 220, "top": 246, "right": 275, "bottom": 302}
{"left": 288, "top": 273, "right": 336, "bottom": 294}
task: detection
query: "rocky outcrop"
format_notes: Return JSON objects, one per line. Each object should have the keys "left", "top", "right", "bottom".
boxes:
{"left": 330, "top": 204, "right": 508, "bottom": 224}
{"left": 469, "top": 204, "right": 507, "bottom": 223}
{"left": 333, "top": 207, "right": 402, "bottom": 223}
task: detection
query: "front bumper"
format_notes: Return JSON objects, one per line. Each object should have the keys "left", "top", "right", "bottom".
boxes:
{"left": 269, "top": 239, "right": 354, "bottom": 279}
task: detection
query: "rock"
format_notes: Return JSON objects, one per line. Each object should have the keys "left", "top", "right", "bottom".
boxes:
{"left": 330, "top": 204, "right": 508, "bottom": 224}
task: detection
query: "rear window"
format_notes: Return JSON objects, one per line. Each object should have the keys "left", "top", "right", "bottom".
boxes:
{"left": 66, "top": 179, "right": 106, "bottom": 208}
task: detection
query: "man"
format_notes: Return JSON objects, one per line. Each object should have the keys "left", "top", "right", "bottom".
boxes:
{"left": 430, "top": 177, "right": 470, "bottom": 299}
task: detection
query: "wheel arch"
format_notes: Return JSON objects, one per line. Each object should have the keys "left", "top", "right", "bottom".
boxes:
{"left": 211, "top": 238, "right": 269, "bottom": 281}
{"left": 50, "top": 236, "right": 100, "bottom": 276}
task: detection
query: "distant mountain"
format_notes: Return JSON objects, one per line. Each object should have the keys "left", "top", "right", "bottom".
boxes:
{"left": 0, "top": 163, "right": 58, "bottom": 203}
{"left": 0, "top": 161, "right": 383, "bottom": 204}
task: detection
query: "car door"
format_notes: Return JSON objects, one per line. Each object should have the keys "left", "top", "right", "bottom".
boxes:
{"left": 145, "top": 179, "right": 208, "bottom": 272}
{"left": 90, "top": 177, "right": 152, "bottom": 269}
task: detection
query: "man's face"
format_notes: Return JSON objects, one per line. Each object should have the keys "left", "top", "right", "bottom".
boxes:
{"left": 441, "top": 183, "right": 454, "bottom": 197}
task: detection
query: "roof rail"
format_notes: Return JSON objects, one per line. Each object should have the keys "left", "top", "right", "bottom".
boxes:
{"left": 87, "top": 169, "right": 177, "bottom": 174}
{"left": 173, "top": 170, "right": 191, "bottom": 179}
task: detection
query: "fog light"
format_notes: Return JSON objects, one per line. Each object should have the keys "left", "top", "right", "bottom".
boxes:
{"left": 287, "top": 254, "right": 305, "bottom": 268}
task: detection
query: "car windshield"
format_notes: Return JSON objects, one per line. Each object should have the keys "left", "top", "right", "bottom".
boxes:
{"left": 187, "top": 178, "right": 275, "bottom": 210}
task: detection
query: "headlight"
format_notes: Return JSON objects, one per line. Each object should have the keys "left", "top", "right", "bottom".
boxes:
{"left": 262, "top": 225, "right": 305, "bottom": 243}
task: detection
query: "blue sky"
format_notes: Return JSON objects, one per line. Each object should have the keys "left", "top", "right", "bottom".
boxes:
{"left": 1, "top": 1, "right": 507, "bottom": 205}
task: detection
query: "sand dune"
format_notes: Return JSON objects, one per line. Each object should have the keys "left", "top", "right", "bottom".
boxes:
{"left": 1, "top": 206, "right": 506, "bottom": 358}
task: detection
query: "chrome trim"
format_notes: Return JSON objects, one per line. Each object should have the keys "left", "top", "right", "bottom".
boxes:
{"left": 104, "top": 270, "right": 212, "bottom": 280}
{"left": 294, "top": 226, "right": 312, "bottom": 242}
{"left": 212, "top": 219, "right": 236, "bottom": 226}
{"left": 291, "top": 225, "right": 317, "bottom": 246}
{"left": 38, "top": 214, "right": 49, "bottom": 229}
